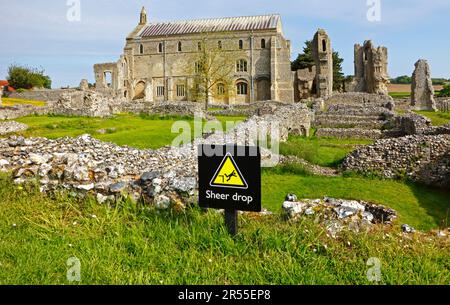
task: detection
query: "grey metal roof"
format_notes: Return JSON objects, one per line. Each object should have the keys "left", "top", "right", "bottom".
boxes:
{"left": 139, "top": 14, "right": 280, "bottom": 37}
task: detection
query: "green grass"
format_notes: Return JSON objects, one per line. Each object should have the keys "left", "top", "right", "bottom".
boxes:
{"left": 414, "top": 111, "right": 450, "bottom": 126}
{"left": 280, "top": 135, "right": 374, "bottom": 168}
{"left": 0, "top": 175, "right": 448, "bottom": 285}
{"left": 389, "top": 92, "right": 411, "bottom": 99}
{"left": 1, "top": 98, "right": 47, "bottom": 107}
{"left": 11, "top": 114, "right": 246, "bottom": 149}
{"left": 262, "top": 171, "right": 449, "bottom": 230}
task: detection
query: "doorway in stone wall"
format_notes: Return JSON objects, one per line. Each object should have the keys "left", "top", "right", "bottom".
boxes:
{"left": 133, "top": 81, "right": 146, "bottom": 100}
{"left": 256, "top": 78, "right": 271, "bottom": 101}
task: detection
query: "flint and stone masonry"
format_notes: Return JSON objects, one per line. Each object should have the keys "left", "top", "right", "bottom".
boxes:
{"left": 353, "top": 40, "right": 389, "bottom": 95}
{"left": 93, "top": 7, "right": 294, "bottom": 104}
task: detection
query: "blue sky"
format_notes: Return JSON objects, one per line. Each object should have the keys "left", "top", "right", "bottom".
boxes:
{"left": 0, "top": 0, "right": 449, "bottom": 88}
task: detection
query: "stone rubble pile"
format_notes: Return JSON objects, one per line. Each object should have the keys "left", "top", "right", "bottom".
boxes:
{"left": 0, "top": 121, "right": 29, "bottom": 135}
{"left": 0, "top": 134, "right": 199, "bottom": 209}
{"left": 282, "top": 194, "right": 397, "bottom": 237}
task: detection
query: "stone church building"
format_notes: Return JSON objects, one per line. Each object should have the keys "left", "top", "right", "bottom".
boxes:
{"left": 94, "top": 7, "right": 294, "bottom": 104}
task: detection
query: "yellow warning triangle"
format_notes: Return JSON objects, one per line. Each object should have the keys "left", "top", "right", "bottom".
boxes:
{"left": 210, "top": 153, "right": 248, "bottom": 189}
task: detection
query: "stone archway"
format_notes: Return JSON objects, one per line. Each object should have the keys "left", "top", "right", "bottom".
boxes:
{"left": 256, "top": 78, "right": 271, "bottom": 101}
{"left": 133, "top": 81, "right": 146, "bottom": 100}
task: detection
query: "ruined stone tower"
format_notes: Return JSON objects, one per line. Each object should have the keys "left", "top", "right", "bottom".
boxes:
{"left": 312, "top": 29, "right": 333, "bottom": 98}
{"left": 411, "top": 59, "right": 436, "bottom": 111}
{"left": 353, "top": 40, "right": 389, "bottom": 95}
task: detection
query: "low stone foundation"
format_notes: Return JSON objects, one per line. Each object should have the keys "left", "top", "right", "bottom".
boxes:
{"left": 0, "top": 121, "right": 28, "bottom": 135}
{"left": 342, "top": 134, "right": 450, "bottom": 188}
{"left": 316, "top": 128, "right": 382, "bottom": 139}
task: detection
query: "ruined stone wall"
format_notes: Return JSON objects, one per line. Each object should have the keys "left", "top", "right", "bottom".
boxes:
{"left": 316, "top": 128, "right": 382, "bottom": 139}
{"left": 324, "top": 92, "right": 394, "bottom": 109}
{"left": 295, "top": 66, "right": 316, "bottom": 101}
{"left": 0, "top": 104, "right": 53, "bottom": 120}
{"left": 353, "top": 40, "right": 389, "bottom": 95}
{"left": 8, "top": 89, "right": 76, "bottom": 102}
{"left": 342, "top": 134, "right": 450, "bottom": 188}
{"left": 385, "top": 112, "right": 450, "bottom": 138}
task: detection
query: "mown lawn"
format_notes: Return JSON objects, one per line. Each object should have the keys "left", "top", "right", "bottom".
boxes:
{"left": 1, "top": 98, "right": 47, "bottom": 107}
{"left": 280, "top": 135, "right": 374, "bottom": 168}
{"left": 414, "top": 110, "right": 450, "bottom": 126}
{"left": 0, "top": 176, "right": 448, "bottom": 285}
{"left": 262, "top": 171, "right": 449, "bottom": 231}
{"left": 12, "top": 114, "right": 246, "bottom": 149}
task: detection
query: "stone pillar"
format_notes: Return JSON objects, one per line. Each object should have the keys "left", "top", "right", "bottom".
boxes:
{"left": 312, "top": 29, "right": 333, "bottom": 98}
{"left": 270, "top": 36, "right": 278, "bottom": 101}
{"left": 167, "top": 77, "right": 173, "bottom": 102}
{"left": 411, "top": 59, "right": 437, "bottom": 111}
{"left": 144, "top": 80, "right": 153, "bottom": 103}
{"left": 187, "top": 77, "right": 194, "bottom": 102}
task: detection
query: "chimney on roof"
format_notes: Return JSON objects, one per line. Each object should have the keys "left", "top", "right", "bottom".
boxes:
{"left": 140, "top": 7, "right": 147, "bottom": 25}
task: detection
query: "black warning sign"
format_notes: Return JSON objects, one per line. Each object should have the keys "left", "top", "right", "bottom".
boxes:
{"left": 198, "top": 144, "right": 261, "bottom": 212}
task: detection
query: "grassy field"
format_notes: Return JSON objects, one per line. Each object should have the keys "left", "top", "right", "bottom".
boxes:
{"left": 0, "top": 114, "right": 448, "bottom": 284}
{"left": 262, "top": 170, "right": 449, "bottom": 230}
{"left": 414, "top": 111, "right": 450, "bottom": 126}
{"left": 389, "top": 92, "right": 411, "bottom": 99}
{"left": 280, "top": 135, "right": 373, "bottom": 168}
{"left": 12, "top": 114, "right": 246, "bottom": 149}
{"left": 0, "top": 176, "right": 448, "bottom": 285}
{"left": 1, "top": 98, "right": 47, "bottom": 107}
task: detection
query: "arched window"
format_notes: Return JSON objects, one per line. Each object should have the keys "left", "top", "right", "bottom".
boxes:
{"left": 236, "top": 59, "right": 248, "bottom": 72}
{"left": 322, "top": 39, "right": 327, "bottom": 52}
{"left": 218, "top": 41, "right": 222, "bottom": 50}
{"left": 198, "top": 42, "right": 202, "bottom": 51}
{"left": 178, "top": 41, "right": 182, "bottom": 52}
{"left": 236, "top": 82, "right": 248, "bottom": 95}
{"left": 261, "top": 39, "right": 266, "bottom": 49}
{"left": 139, "top": 44, "right": 144, "bottom": 54}
{"left": 158, "top": 42, "right": 164, "bottom": 53}
{"left": 217, "top": 83, "right": 225, "bottom": 95}
{"left": 124, "top": 91, "right": 128, "bottom": 98}
{"left": 239, "top": 40, "right": 243, "bottom": 50}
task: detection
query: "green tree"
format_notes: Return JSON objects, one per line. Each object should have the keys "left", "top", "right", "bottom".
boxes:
{"left": 438, "top": 83, "right": 450, "bottom": 97}
{"left": 390, "top": 75, "right": 412, "bottom": 84}
{"left": 7, "top": 64, "right": 52, "bottom": 90}
{"left": 291, "top": 40, "right": 345, "bottom": 92}
{"left": 291, "top": 41, "right": 314, "bottom": 71}
{"left": 185, "top": 33, "right": 244, "bottom": 110}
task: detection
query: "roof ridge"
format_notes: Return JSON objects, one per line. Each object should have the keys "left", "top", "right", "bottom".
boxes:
{"left": 146, "top": 14, "right": 280, "bottom": 25}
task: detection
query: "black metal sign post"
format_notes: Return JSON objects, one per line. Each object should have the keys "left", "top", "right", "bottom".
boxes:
{"left": 224, "top": 209, "right": 238, "bottom": 236}
{"left": 198, "top": 144, "right": 261, "bottom": 236}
